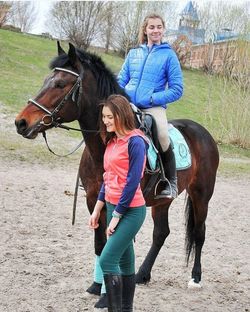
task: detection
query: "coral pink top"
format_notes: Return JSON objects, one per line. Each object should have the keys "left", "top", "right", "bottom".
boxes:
{"left": 99, "top": 129, "right": 148, "bottom": 214}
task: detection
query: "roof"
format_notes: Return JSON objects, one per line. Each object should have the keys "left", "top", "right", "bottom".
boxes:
{"left": 181, "top": 1, "right": 199, "bottom": 21}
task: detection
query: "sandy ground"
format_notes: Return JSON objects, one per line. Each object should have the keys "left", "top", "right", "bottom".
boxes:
{"left": 1, "top": 107, "right": 250, "bottom": 312}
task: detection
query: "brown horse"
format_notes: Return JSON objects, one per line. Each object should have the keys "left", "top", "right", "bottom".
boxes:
{"left": 15, "top": 42, "right": 219, "bottom": 290}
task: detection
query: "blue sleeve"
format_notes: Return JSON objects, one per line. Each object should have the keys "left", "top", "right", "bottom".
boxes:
{"left": 151, "top": 51, "right": 183, "bottom": 106}
{"left": 114, "top": 136, "right": 147, "bottom": 215}
{"left": 97, "top": 182, "right": 105, "bottom": 202}
{"left": 117, "top": 52, "right": 131, "bottom": 88}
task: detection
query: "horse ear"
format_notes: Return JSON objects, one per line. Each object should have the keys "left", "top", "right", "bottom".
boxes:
{"left": 57, "top": 41, "right": 66, "bottom": 55}
{"left": 68, "top": 42, "right": 77, "bottom": 65}
{"left": 68, "top": 43, "right": 83, "bottom": 75}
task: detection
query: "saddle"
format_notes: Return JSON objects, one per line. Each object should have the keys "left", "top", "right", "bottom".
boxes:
{"left": 130, "top": 103, "right": 191, "bottom": 197}
{"left": 130, "top": 103, "right": 161, "bottom": 171}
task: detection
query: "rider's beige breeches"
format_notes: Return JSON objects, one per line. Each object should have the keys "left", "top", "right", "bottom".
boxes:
{"left": 142, "top": 106, "right": 170, "bottom": 152}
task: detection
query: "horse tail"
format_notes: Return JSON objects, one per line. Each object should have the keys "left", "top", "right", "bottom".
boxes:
{"left": 185, "top": 195, "right": 195, "bottom": 265}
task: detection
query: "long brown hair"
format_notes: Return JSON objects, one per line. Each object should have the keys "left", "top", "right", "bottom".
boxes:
{"left": 99, "top": 95, "right": 136, "bottom": 144}
{"left": 138, "top": 13, "right": 165, "bottom": 45}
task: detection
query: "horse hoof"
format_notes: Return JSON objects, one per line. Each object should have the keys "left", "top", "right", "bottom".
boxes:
{"left": 135, "top": 271, "right": 151, "bottom": 284}
{"left": 86, "top": 281, "right": 102, "bottom": 296}
{"left": 188, "top": 278, "right": 202, "bottom": 289}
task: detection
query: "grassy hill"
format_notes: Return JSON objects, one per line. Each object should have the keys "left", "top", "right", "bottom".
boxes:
{"left": 0, "top": 29, "right": 249, "bottom": 175}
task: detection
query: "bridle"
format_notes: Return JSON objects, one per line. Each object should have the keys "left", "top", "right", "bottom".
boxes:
{"left": 28, "top": 67, "right": 83, "bottom": 128}
{"left": 28, "top": 67, "right": 98, "bottom": 157}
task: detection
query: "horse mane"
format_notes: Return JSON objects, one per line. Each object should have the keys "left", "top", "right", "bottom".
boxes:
{"left": 49, "top": 48, "right": 128, "bottom": 100}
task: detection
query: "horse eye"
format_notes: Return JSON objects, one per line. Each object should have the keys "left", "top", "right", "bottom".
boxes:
{"left": 54, "top": 80, "right": 66, "bottom": 89}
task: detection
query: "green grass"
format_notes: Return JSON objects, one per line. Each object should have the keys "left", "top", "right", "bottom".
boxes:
{"left": 218, "top": 156, "right": 250, "bottom": 177}
{"left": 0, "top": 128, "right": 82, "bottom": 164}
{"left": 168, "top": 69, "right": 231, "bottom": 131}
{"left": 98, "top": 51, "right": 124, "bottom": 74}
{"left": 217, "top": 143, "right": 250, "bottom": 177}
{"left": 1, "top": 29, "right": 249, "bottom": 176}
{"left": 0, "top": 30, "right": 124, "bottom": 112}
{"left": 0, "top": 31, "right": 55, "bottom": 106}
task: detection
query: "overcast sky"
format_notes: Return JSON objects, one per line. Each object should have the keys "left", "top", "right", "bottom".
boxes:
{"left": 30, "top": 0, "right": 189, "bottom": 34}
{"left": 31, "top": 0, "right": 55, "bottom": 34}
{"left": 30, "top": 0, "right": 248, "bottom": 35}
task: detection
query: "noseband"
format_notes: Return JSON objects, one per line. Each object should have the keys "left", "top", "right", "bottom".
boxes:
{"left": 29, "top": 67, "right": 82, "bottom": 127}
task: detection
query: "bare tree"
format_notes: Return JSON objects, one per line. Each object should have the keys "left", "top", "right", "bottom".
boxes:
{"left": 48, "top": 1, "right": 177, "bottom": 55}
{"left": 9, "top": 1, "right": 38, "bottom": 33}
{"left": 197, "top": 2, "right": 250, "bottom": 41}
{"left": 108, "top": 1, "right": 173, "bottom": 56}
{"left": 194, "top": 1, "right": 250, "bottom": 78}
{"left": 103, "top": 2, "right": 113, "bottom": 53}
{"left": 0, "top": 1, "right": 12, "bottom": 27}
{"left": 115, "top": 1, "right": 145, "bottom": 55}
{"left": 96, "top": 1, "right": 122, "bottom": 54}
{"left": 50, "top": 1, "right": 105, "bottom": 49}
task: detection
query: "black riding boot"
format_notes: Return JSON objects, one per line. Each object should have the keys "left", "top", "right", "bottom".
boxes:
{"left": 94, "top": 293, "right": 108, "bottom": 308}
{"left": 122, "top": 274, "right": 135, "bottom": 312}
{"left": 156, "top": 145, "right": 178, "bottom": 199}
{"left": 104, "top": 274, "right": 122, "bottom": 312}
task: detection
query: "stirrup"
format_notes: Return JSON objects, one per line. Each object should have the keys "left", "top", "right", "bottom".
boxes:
{"left": 154, "top": 179, "right": 177, "bottom": 199}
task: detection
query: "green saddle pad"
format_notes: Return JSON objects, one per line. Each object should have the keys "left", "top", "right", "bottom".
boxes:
{"left": 147, "top": 124, "right": 191, "bottom": 171}
{"left": 169, "top": 124, "right": 191, "bottom": 170}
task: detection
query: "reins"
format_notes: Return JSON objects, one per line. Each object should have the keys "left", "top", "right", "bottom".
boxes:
{"left": 41, "top": 124, "right": 101, "bottom": 158}
{"left": 42, "top": 131, "right": 84, "bottom": 157}
{"left": 55, "top": 122, "right": 99, "bottom": 133}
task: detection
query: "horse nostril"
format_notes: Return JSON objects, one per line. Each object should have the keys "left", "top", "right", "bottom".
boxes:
{"left": 15, "top": 118, "right": 28, "bottom": 134}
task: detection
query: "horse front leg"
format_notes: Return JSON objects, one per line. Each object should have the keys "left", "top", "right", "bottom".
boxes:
{"left": 94, "top": 208, "right": 107, "bottom": 255}
{"left": 136, "top": 204, "right": 170, "bottom": 284}
{"left": 85, "top": 193, "right": 107, "bottom": 295}
{"left": 87, "top": 208, "right": 107, "bottom": 295}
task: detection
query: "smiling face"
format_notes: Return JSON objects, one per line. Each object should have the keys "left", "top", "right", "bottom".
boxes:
{"left": 145, "top": 17, "right": 164, "bottom": 46}
{"left": 100, "top": 95, "right": 136, "bottom": 143}
{"left": 102, "top": 106, "right": 116, "bottom": 133}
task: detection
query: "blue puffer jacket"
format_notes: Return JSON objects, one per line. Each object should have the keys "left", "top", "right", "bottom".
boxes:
{"left": 118, "top": 43, "right": 183, "bottom": 109}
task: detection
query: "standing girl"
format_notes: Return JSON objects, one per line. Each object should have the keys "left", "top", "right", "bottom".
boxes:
{"left": 89, "top": 95, "right": 148, "bottom": 311}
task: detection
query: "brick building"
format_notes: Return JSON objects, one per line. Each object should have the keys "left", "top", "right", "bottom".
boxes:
{"left": 166, "top": 1, "right": 249, "bottom": 77}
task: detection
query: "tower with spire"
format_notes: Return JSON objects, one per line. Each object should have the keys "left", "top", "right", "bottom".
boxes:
{"left": 178, "top": 1, "right": 205, "bottom": 44}
{"left": 164, "top": 1, "right": 205, "bottom": 45}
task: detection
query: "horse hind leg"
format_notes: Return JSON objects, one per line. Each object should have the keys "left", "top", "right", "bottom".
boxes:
{"left": 136, "top": 204, "right": 171, "bottom": 284}
{"left": 185, "top": 194, "right": 209, "bottom": 289}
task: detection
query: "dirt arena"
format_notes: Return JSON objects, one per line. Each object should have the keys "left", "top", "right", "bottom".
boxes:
{"left": 1, "top": 108, "right": 249, "bottom": 312}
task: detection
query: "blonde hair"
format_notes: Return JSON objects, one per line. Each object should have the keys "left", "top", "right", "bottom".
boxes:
{"left": 138, "top": 14, "right": 165, "bottom": 45}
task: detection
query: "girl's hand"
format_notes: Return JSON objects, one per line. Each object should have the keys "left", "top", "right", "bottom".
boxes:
{"left": 89, "top": 210, "right": 101, "bottom": 229}
{"left": 88, "top": 200, "right": 104, "bottom": 229}
{"left": 107, "top": 217, "right": 120, "bottom": 237}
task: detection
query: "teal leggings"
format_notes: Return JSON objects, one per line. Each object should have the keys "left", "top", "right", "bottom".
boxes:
{"left": 99, "top": 202, "right": 146, "bottom": 275}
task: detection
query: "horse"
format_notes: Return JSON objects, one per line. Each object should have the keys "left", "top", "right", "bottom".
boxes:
{"left": 15, "top": 42, "right": 219, "bottom": 290}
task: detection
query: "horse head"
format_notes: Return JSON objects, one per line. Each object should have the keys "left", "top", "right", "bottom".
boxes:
{"left": 15, "top": 42, "right": 89, "bottom": 139}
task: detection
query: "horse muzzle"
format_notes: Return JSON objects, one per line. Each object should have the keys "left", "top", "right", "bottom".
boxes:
{"left": 15, "top": 118, "right": 40, "bottom": 139}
